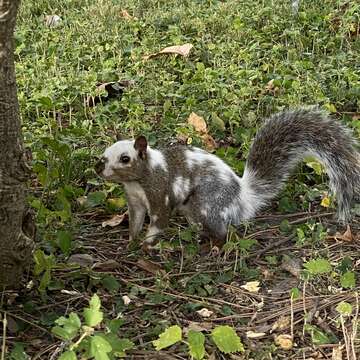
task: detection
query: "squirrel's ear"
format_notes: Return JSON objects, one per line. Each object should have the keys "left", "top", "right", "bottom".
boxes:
{"left": 134, "top": 136, "right": 147, "bottom": 159}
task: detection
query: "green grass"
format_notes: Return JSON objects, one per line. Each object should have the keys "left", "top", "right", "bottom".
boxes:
{"left": 10, "top": 0, "right": 360, "bottom": 358}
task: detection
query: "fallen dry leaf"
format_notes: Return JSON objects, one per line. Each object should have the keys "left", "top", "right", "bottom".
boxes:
{"left": 201, "top": 133, "right": 217, "bottom": 151}
{"left": 45, "top": 15, "right": 61, "bottom": 27}
{"left": 120, "top": 9, "right": 137, "bottom": 20}
{"left": 241, "top": 280, "right": 260, "bottom": 293}
{"left": 332, "top": 346, "right": 343, "bottom": 360}
{"left": 335, "top": 225, "right": 353, "bottom": 242}
{"left": 93, "top": 260, "right": 121, "bottom": 271}
{"left": 188, "top": 112, "right": 207, "bottom": 134}
{"left": 246, "top": 330, "right": 266, "bottom": 339}
{"left": 185, "top": 321, "right": 213, "bottom": 334}
{"left": 281, "top": 256, "right": 302, "bottom": 278}
{"left": 271, "top": 316, "right": 290, "bottom": 332}
{"left": 143, "top": 43, "right": 193, "bottom": 60}
{"left": 102, "top": 213, "right": 127, "bottom": 228}
{"left": 187, "top": 112, "right": 217, "bottom": 151}
{"left": 196, "top": 308, "right": 214, "bottom": 318}
{"left": 275, "top": 334, "right": 293, "bottom": 350}
{"left": 136, "top": 258, "right": 164, "bottom": 275}
{"left": 122, "top": 295, "right": 131, "bottom": 305}
{"left": 67, "top": 254, "right": 94, "bottom": 267}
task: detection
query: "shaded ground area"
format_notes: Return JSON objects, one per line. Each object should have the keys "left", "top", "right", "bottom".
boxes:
{"left": 4, "top": 209, "right": 360, "bottom": 359}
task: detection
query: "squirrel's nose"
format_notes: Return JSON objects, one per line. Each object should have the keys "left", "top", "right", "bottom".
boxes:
{"left": 95, "top": 158, "right": 105, "bottom": 175}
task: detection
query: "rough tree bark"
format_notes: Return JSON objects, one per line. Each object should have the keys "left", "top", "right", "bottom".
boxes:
{"left": 0, "top": 0, "right": 33, "bottom": 287}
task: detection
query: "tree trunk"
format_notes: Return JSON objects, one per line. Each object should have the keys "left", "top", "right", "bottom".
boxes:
{"left": 0, "top": 0, "right": 33, "bottom": 287}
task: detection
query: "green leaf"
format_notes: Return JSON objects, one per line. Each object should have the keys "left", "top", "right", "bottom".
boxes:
{"left": 290, "top": 287, "right": 300, "bottom": 300}
{"left": 211, "top": 325, "right": 244, "bottom": 354}
{"left": 52, "top": 312, "right": 81, "bottom": 341}
{"left": 57, "top": 230, "right": 72, "bottom": 256}
{"left": 304, "top": 258, "right": 332, "bottom": 275}
{"left": 340, "top": 271, "right": 355, "bottom": 289}
{"left": 188, "top": 330, "right": 205, "bottom": 360}
{"left": 304, "top": 324, "right": 332, "bottom": 345}
{"left": 107, "top": 318, "right": 125, "bottom": 333}
{"left": 58, "top": 351, "right": 77, "bottom": 360}
{"left": 336, "top": 301, "right": 353, "bottom": 316}
{"left": 84, "top": 294, "right": 103, "bottom": 327}
{"left": 104, "top": 333, "right": 134, "bottom": 357}
{"left": 90, "top": 335, "right": 112, "bottom": 360}
{"left": 101, "top": 275, "right": 120, "bottom": 293}
{"left": 86, "top": 191, "right": 107, "bottom": 207}
{"left": 152, "top": 325, "right": 182, "bottom": 350}
{"left": 9, "top": 343, "right": 30, "bottom": 360}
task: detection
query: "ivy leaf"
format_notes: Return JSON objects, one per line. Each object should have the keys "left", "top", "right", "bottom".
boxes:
{"left": 211, "top": 325, "right": 244, "bottom": 354}
{"left": 304, "top": 258, "right": 332, "bottom": 275}
{"left": 152, "top": 325, "right": 182, "bottom": 350}
{"left": 52, "top": 313, "right": 81, "bottom": 340}
{"left": 58, "top": 351, "right": 77, "bottom": 360}
{"left": 84, "top": 294, "right": 103, "bottom": 327}
{"left": 336, "top": 301, "right": 353, "bottom": 316}
{"left": 57, "top": 230, "right": 72, "bottom": 256}
{"left": 90, "top": 335, "right": 112, "bottom": 360}
{"left": 188, "top": 330, "right": 205, "bottom": 360}
{"left": 340, "top": 271, "right": 355, "bottom": 289}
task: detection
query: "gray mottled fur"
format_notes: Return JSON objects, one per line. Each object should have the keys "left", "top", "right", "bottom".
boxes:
{"left": 98, "top": 109, "right": 360, "bottom": 244}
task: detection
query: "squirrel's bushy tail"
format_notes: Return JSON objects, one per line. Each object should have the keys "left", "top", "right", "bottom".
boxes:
{"left": 241, "top": 108, "right": 360, "bottom": 221}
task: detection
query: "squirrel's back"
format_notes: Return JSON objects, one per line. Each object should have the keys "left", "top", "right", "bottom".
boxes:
{"left": 243, "top": 108, "right": 360, "bottom": 221}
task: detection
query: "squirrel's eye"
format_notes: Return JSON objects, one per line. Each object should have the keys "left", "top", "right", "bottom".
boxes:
{"left": 120, "top": 155, "right": 130, "bottom": 164}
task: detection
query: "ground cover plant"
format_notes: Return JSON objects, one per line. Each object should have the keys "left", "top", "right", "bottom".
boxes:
{"left": 1, "top": 0, "right": 360, "bottom": 358}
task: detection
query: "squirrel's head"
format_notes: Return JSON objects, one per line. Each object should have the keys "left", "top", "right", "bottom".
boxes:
{"left": 96, "top": 136, "right": 148, "bottom": 182}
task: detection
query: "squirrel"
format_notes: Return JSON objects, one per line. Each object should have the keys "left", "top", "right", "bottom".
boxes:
{"left": 95, "top": 109, "right": 360, "bottom": 247}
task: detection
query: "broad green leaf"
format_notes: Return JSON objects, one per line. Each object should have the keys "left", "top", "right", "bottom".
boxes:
{"left": 57, "top": 230, "right": 72, "bottom": 256}
{"left": 152, "top": 325, "right": 182, "bottom": 350}
{"left": 211, "top": 325, "right": 244, "bottom": 354}
{"left": 107, "top": 318, "right": 125, "bottom": 333}
{"left": 105, "top": 333, "right": 134, "bottom": 357}
{"left": 58, "top": 351, "right": 77, "bottom": 360}
{"left": 101, "top": 275, "right": 120, "bottom": 293}
{"left": 304, "top": 258, "right": 332, "bottom": 275}
{"left": 52, "top": 312, "right": 81, "bottom": 340}
{"left": 340, "top": 271, "right": 355, "bottom": 289}
{"left": 336, "top": 301, "right": 353, "bottom": 316}
{"left": 86, "top": 191, "right": 107, "bottom": 207}
{"left": 9, "top": 343, "right": 30, "bottom": 360}
{"left": 84, "top": 294, "right": 103, "bottom": 327}
{"left": 90, "top": 336, "right": 112, "bottom": 360}
{"left": 188, "top": 330, "right": 205, "bottom": 360}
{"left": 304, "top": 324, "right": 332, "bottom": 345}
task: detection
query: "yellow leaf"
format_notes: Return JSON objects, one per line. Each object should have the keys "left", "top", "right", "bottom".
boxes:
{"left": 240, "top": 281, "right": 260, "bottom": 293}
{"left": 275, "top": 334, "right": 293, "bottom": 350}
{"left": 321, "top": 195, "right": 330, "bottom": 208}
{"left": 187, "top": 112, "right": 207, "bottom": 134}
{"left": 143, "top": 43, "right": 193, "bottom": 60}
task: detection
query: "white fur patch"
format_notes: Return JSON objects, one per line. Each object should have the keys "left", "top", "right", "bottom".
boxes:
{"left": 239, "top": 168, "right": 267, "bottom": 219}
{"left": 148, "top": 148, "right": 168, "bottom": 172}
{"left": 145, "top": 225, "right": 161, "bottom": 243}
{"left": 103, "top": 140, "right": 137, "bottom": 177}
{"left": 185, "top": 148, "right": 234, "bottom": 183}
{"left": 124, "top": 182, "right": 150, "bottom": 211}
{"left": 172, "top": 176, "right": 190, "bottom": 202}
{"left": 152, "top": 215, "right": 159, "bottom": 223}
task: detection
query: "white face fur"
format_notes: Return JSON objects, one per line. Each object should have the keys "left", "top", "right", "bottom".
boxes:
{"left": 101, "top": 140, "right": 140, "bottom": 181}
